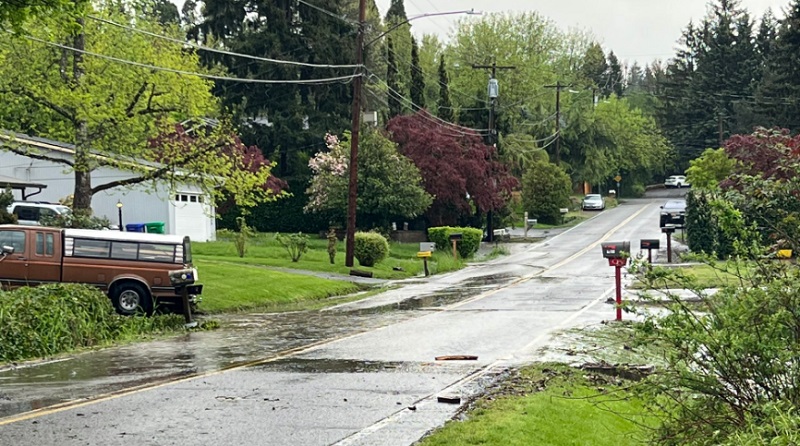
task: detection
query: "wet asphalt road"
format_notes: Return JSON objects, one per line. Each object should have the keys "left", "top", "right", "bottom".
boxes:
{"left": 0, "top": 190, "right": 685, "bottom": 446}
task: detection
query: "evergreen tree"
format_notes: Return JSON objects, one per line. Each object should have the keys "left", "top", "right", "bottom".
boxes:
{"left": 387, "top": 37, "right": 402, "bottom": 119}
{"left": 384, "top": 0, "right": 412, "bottom": 98}
{"left": 606, "top": 51, "right": 624, "bottom": 97}
{"left": 437, "top": 55, "right": 454, "bottom": 122}
{"left": 581, "top": 42, "right": 608, "bottom": 96}
{"left": 197, "top": 0, "right": 356, "bottom": 177}
{"left": 754, "top": 1, "right": 800, "bottom": 130}
{"left": 410, "top": 37, "right": 425, "bottom": 109}
{"left": 660, "top": 0, "right": 760, "bottom": 169}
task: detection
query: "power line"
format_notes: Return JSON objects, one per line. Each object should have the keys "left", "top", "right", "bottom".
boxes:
{"left": 87, "top": 15, "right": 362, "bottom": 70}
{"left": 383, "top": 85, "right": 490, "bottom": 133}
{"left": 297, "top": 0, "right": 357, "bottom": 25}
{"left": 20, "top": 34, "right": 362, "bottom": 85}
{"left": 365, "top": 89, "right": 488, "bottom": 138}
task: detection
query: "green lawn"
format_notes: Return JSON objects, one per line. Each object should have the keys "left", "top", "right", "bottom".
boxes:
{"left": 194, "top": 233, "right": 464, "bottom": 280}
{"left": 419, "top": 364, "right": 656, "bottom": 446}
{"left": 196, "top": 259, "right": 363, "bottom": 313}
{"left": 630, "top": 262, "right": 752, "bottom": 290}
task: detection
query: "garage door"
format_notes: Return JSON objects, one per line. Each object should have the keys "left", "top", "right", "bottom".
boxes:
{"left": 172, "top": 193, "right": 211, "bottom": 241}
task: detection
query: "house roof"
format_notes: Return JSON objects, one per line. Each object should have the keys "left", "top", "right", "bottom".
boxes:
{"left": 0, "top": 174, "right": 47, "bottom": 190}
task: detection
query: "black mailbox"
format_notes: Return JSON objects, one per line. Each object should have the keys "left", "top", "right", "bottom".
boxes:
{"left": 449, "top": 233, "right": 463, "bottom": 241}
{"left": 640, "top": 239, "right": 660, "bottom": 250}
{"left": 601, "top": 241, "right": 630, "bottom": 259}
{"left": 661, "top": 227, "right": 676, "bottom": 235}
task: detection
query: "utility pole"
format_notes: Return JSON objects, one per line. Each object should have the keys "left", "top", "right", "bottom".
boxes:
{"left": 472, "top": 61, "right": 515, "bottom": 243}
{"left": 544, "top": 82, "right": 569, "bottom": 163}
{"left": 345, "top": 0, "right": 367, "bottom": 268}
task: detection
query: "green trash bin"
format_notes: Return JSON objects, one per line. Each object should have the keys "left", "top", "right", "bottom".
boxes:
{"left": 144, "top": 222, "right": 165, "bottom": 234}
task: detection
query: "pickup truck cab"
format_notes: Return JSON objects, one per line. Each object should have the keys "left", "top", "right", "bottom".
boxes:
{"left": 0, "top": 225, "right": 202, "bottom": 315}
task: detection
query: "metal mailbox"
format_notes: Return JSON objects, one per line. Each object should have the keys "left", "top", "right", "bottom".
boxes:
{"left": 601, "top": 241, "right": 630, "bottom": 259}
{"left": 661, "top": 227, "right": 676, "bottom": 235}
{"left": 640, "top": 239, "right": 660, "bottom": 250}
{"left": 449, "top": 233, "right": 463, "bottom": 241}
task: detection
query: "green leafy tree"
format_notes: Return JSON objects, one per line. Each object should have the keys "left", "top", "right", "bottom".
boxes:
{"left": 631, "top": 244, "right": 800, "bottom": 445}
{"left": 305, "top": 130, "right": 432, "bottom": 230}
{"left": 685, "top": 148, "right": 736, "bottom": 189}
{"left": 0, "top": 0, "right": 81, "bottom": 30}
{"left": 685, "top": 190, "right": 716, "bottom": 255}
{"left": 498, "top": 133, "right": 549, "bottom": 179}
{"left": 521, "top": 159, "right": 571, "bottom": 224}
{"left": 0, "top": 6, "right": 275, "bottom": 213}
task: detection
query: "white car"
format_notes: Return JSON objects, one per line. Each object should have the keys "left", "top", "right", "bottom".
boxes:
{"left": 7, "top": 202, "right": 71, "bottom": 225}
{"left": 581, "top": 194, "right": 605, "bottom": 211}
{"left": 664, "top": 175, "right": 690, "bottom": 188}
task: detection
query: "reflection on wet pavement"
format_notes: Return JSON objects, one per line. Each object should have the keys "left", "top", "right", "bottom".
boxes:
{"left": 0, "top": 274, "right": 517, "bottom": 419}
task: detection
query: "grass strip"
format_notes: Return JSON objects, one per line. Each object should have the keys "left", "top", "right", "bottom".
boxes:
{"left": 195, "top": 259, "right": 363, "bottom": 313}
{"left": 419, "top": 364, "right": 655, "bottom": 446}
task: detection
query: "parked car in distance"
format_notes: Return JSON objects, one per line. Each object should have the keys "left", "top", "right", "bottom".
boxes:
{"left": 7, "top": 201, "right": 71, "bottom": 225}
{"left": 664, "top": 175, "right": 690, "bottom": 188}
{"left": 660, "top": 199, "right": 687, "bottom": 228}
{"left": 581, "top": 194, "right": 605, "bottom": 211}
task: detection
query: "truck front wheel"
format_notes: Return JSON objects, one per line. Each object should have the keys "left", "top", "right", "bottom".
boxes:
{"left": 111, "top": 282, "right": 153, "bottom": 316}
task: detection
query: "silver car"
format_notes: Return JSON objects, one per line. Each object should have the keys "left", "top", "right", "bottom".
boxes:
{"left": 581, "top": 194, "right": 605, "bottom": 211}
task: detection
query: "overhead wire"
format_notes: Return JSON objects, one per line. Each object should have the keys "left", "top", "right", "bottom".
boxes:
{"left": 18, "top": 33, "right": 362, "bottom": 85}
{"left": 86, "top": 15, "right": 363, "bottom": 69}
{"left": 297, "top": 0, "right": 358, "bottom": 25}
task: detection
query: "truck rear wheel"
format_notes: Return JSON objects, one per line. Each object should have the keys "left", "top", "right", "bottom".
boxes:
{"left": 111, "top": 282, "right": 153, "bottom": 316}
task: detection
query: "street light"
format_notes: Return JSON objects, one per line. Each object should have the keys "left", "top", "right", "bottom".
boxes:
{"left": 116, "top": 200, "right": 123, "bottom": 231}
{"left": 344, "top": 6, "right": 481, "bottom": 267}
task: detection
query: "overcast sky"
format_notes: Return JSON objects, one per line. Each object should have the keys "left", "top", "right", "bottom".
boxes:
{"left": 374, "top": 0, "right": 790, "bottom": 64}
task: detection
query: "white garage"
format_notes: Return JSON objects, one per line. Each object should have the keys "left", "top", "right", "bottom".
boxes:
{"left": 0, "top": 133, "right": 217, "bottom": 242}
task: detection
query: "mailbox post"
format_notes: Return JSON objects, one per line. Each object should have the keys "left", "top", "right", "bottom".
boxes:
{"left": 417, "top": 251, "right": 432, "bottom": 276}
{"left": 449, "top": 233, "right": 462, "bottom": 260}
{"left": 601, "top": 241, "right": 630, "bottom": 321}
{"left": 640, "top": 239, "right": 660, "bottom": 263}
{"left": 661, "top": 227, "right": 675, "bottom": 263}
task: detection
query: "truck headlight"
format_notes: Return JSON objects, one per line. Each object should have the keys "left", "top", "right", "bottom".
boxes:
{"left": 170, "top": 268, "right": 198, "bottom": 285}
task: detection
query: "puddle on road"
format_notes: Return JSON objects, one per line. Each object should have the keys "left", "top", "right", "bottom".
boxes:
{"left": 254, "top": 358, "right": 405, "bottom": 373}
{"left": 0, "top": 274, "right": 522, "bottom": 420}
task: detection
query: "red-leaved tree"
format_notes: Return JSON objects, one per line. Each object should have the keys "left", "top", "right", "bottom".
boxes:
{"left": 150, "top": 124, "right": 287, "bottom": 214}
{"left": 386, "top": 111, "right": 518, "bottom": 226}
{"left": 724, "top": 127, "right": 800, "bottom": 182}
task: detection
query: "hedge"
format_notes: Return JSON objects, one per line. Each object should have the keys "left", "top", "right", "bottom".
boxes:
{"left": 427, "top": 226, "right": 483, "bottom": 258}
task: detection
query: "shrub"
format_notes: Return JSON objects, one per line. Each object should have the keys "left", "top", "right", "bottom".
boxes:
{"left": 40, "top": 209, "right": 110, "bottom": 229}
{"left": 521, "top": 160, "right": 571, "bottom": 224}
{"left": 354, "top": 231, "right": 389, "bottom": 267}
{"left": 275, "top": 232, "right": 309, "bottom": 262}
{"left": 0, "top": 284, "right": 185, "bottom": 363}
{"left": 427, "top": 226, "right": 483, "bottom": 258}
{"left": 0, "top": 188, "right": 16, "bottom": 224}
{"left": 233, "top": 216, "right": 255, "bottom": 258}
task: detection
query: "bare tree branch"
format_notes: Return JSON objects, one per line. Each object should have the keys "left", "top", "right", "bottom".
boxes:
{"left": 125, "top": 82, "right": 149, "bottom": 117}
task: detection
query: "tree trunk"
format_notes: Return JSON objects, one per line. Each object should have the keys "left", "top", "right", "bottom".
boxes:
{"left": 70, "top": 18, "right": 93, "bottom": 212}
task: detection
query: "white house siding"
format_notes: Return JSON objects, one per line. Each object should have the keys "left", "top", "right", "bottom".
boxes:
{"left": 0, "top": 150, "right": 215, "bottom": 242}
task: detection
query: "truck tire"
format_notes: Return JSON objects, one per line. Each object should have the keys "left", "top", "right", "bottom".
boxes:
{"left": 111, "top": 282, "right": 153, "bottom": 316}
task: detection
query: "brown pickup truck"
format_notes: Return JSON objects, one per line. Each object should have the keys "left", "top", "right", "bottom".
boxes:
{"left": 0, "top": 225, "right": 202, "bottom": 315}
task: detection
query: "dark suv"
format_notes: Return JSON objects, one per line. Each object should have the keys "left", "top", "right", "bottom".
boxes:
{"left": 660, "top": 200, "right": 686, "bottom": 228}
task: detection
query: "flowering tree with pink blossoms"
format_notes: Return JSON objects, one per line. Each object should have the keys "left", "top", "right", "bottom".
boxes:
{"left": 305, "top": 129, "right": 432, "bottom": 229}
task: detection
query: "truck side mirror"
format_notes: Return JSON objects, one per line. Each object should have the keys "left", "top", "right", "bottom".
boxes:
{"left": 1, "top": 245, "right": 14, "bottom": 255}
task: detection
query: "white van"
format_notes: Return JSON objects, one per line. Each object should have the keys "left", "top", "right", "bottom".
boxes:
{"left": 7, "top": 202, "right": 72, "bottom": 226}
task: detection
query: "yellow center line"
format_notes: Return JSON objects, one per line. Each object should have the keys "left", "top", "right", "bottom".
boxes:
{"left": 0, "top": 204, "right": 653, "bottom": 426}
